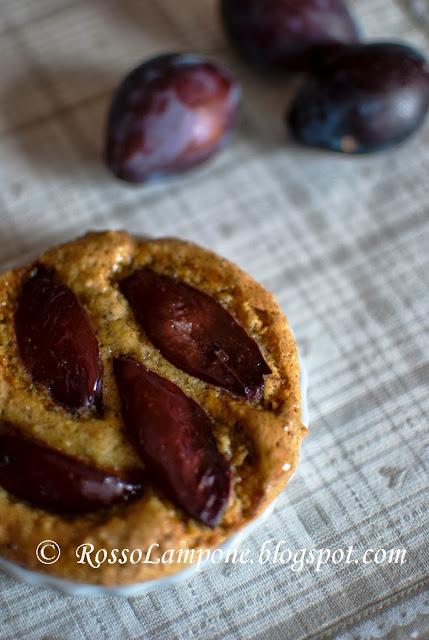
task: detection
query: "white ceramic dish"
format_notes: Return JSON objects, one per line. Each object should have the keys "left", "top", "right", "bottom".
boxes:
{"left": 0, "top": 362, "right": 308, "bottom": 597}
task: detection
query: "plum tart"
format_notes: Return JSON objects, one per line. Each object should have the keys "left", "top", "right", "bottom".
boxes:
{"left": 0, "top": 231, "right": 305, "bottom": 585}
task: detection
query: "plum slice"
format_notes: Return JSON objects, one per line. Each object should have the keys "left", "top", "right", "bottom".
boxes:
{"left": 0, "top": 431, "right": 143, "bottom": 514}
{"left": 114, "top": 356, "right": 230, "bottom": 527}
{"left": 120, "top": 268, "right": 271, "bottom": 401}
{"left": 15, "top": 265, "right": 103, "bottom": 412}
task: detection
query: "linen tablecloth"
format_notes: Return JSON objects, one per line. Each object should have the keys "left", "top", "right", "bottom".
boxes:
{"left": 0, "top": 1, "right": 428, "bottom": 638}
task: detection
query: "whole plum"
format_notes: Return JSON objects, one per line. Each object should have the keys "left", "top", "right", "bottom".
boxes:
{"left": 288, "top": 42, "right": 429, "bottom": 153}
{"left": 105, "top": 53, "right": 241, "bottom": 183}
{"left": 220, "top": 0, "right": 359, "bottom": 72}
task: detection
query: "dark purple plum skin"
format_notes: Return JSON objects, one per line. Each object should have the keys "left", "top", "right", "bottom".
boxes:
{"left": 0, "top": 431, "right": 143, "bottom": 514}
{"left": 220, "top": 0, "right": 359, "bottom": 72}
{"left": 15, "top": 265, "right": 103, "bottom": 413}
{"left": 114, "top": 357, "right": 231, "bottom": 528}
{"left": 288, "top": 42, "right": 429, "bottom": 153}
{"left": 119, "top": 267, "right": 271, "bottom": 401}
{"left": 105, "top": 53, "right": 241, "bottom": 183}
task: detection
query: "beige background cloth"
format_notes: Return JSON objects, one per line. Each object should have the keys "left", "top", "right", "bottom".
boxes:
{"left": 0, "top": 0, "right": 428, "bottom": 638}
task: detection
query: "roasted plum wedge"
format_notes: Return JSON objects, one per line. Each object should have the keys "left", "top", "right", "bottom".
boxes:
{"left": 120, "top": 267, "right": 271, "bottom": 401}
{"left": 15, "top": 266, "right": 103, "bottom": 412}
{"left": 0, "top": 431, "right": 143, "bottom": 514}
{"left": 288, "top": 42, "right": 429, "bottom": 153}
{"left": 105, "top": 53, "right": 241, "bottom": 183}
{"left": 114, "top": 356, "right": 231, "bottom": 528}
{"left": 220, "top": 0, "right": 359, "bottom": 72}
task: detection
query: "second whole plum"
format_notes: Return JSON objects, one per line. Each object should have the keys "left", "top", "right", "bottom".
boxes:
{"left": 105, "top": 53, "right": 241, "bottom": 183}
{"left": 220, "top": 0, "right": 360, "bottom": 72}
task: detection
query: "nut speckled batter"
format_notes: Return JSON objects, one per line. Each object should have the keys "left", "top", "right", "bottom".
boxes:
{"left": 0, "top": 231, "right": 306, "bottom": 585}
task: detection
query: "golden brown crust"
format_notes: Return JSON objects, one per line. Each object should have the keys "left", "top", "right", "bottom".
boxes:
{"left": 0, "top": 231, "right": 306, "bottom": 585}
